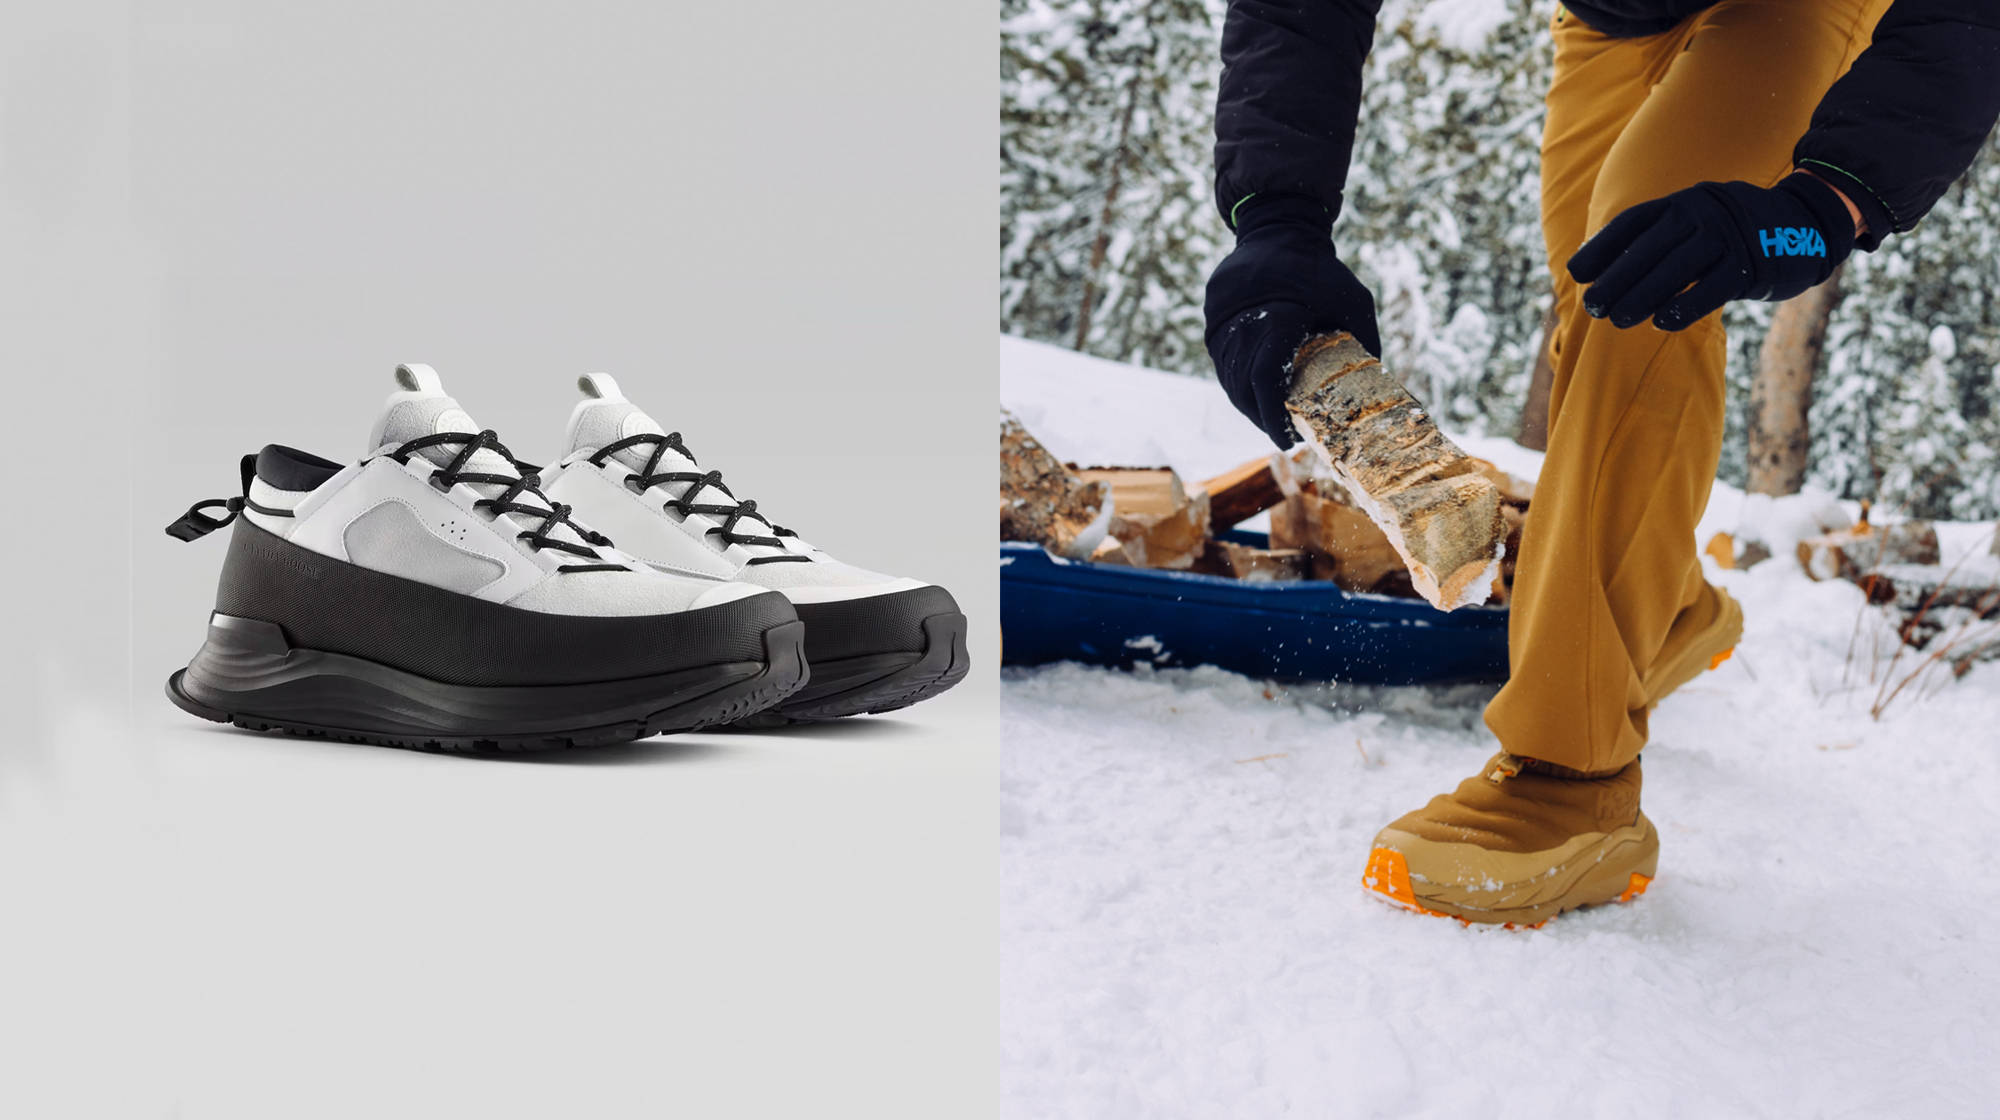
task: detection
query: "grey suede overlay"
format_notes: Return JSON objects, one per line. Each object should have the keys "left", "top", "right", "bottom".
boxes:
{"left": 343, "top": 500, "right": 505, "bottom": 595}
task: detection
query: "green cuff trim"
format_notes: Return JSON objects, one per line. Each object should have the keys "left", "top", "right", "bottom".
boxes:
{"left": 1796, "top": 158, "right": 1899, "bottom": 232}
{"left": 1228, "top": 193, "right": 1258, "bottom": 230}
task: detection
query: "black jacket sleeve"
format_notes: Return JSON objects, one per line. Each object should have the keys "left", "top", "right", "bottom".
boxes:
{"left": 1792, "top": 0, "right": 2000, "bottom": 249}
{"left": 1213, "top": 0, "right": 1385, "bottom": 230}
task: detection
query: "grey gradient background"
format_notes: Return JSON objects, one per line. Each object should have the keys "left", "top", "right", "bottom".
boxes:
{"left": 2, "top": 2, "right": 995, "bottom": 1116}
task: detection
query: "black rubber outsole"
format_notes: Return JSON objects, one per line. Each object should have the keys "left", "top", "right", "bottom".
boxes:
{"left": 734, "top": 611, "right": 969, "bottom": 726}
{"left": 167, "top": 618, "right": 809, "bottom": 754}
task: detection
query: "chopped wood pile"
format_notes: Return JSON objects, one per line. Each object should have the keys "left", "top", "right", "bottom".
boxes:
{"left": 997, "top": 410, "right": 1534, "bottom": 606}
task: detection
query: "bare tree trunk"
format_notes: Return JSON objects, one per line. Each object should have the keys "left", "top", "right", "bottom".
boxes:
{"left": 1746, "top": 264, "right": 1844, "bottom": 496}
{"left": 1515, "top": 307, "right": 1557, "bottom": 451}
{"left": 1073, "top": 68, "right": 1142, "bottom": 353}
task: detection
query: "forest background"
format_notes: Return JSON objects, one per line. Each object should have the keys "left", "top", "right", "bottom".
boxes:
{"left": 1000, "top": 0, "right": 2000, "bottom": 520}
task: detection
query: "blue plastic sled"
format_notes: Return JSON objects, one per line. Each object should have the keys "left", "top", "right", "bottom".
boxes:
{"left": 1000, "top": 530, "right": 1510, "bottom": 685}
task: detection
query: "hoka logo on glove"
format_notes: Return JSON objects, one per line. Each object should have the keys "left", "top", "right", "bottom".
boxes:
{"left": 1758, "top": 227, "right": 1826, "bottom": 258}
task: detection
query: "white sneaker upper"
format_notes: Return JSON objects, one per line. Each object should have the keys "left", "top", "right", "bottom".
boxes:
{"left": 245, "top": 365, "right": 765, "bottom": 617}
{"left": 538, "top": 373, "right": 929, "bottom": 605}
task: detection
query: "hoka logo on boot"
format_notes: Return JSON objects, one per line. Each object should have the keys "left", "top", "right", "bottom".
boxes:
{"left": 1758, "top": 227, "right": 1826, "bottom": 258}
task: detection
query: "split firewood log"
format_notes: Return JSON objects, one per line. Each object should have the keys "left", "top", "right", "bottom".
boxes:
{"left": 1089, "top": 536, "right": 1140, "bottom": 566}
{"left": 1128, "top": 489, "right": 1210, "bottom": 570}
{"left": 1270, "top": 488, "right": 1408, "bottom": 595}
{"left": 1074, "top": 467, "right": 1212, "bottom": 570}
{"left": 1284, "top": 333, "right": 1507, "bottom": 610}
{"left": 999, "top": 409, "right": 1112, "bottom": 559}
{"left": 1193, "top": 539, "right": 1308, "bottom": 582}
{"left": 1198, "top": 455, "right": 1287, "bottom": 531}
{"left": 1072, "top": 467, "right": 1186, "bottom": 519}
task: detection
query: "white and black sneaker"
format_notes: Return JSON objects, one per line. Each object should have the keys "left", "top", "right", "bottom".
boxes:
{"left": 164, "top": 365, "right": 808, "bottom": 752}
{"left": 536, "top": 374, "right": 969, "bottom": 722}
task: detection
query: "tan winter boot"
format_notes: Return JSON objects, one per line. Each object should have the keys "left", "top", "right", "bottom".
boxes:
{"left": 1363, "top": 753, "right": 1658, "bottom": 927}
{"left": 1644, "top": 584, "right": 1743, "bottom": 710}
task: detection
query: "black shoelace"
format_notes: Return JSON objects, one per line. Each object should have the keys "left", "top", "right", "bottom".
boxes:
{"left": 392, "top": 430, "right": 626, "bottom": 573}
{"left": 590, "top": 432, "right": 809, "bottom": 565}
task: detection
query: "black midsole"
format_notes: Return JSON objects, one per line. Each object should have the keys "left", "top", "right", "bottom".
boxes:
{"left": 792, "top": 585, "right": 962, "bottom": 664}
{"left": 782, "top": 650, "right": 926, "bottom": 706}
{"left": 770, "top": 611, "right": 970, "bottom": 720}
{"left": 212, "top": 518, "right": 793, "bottom": 686}
{"left": 178, "top": 612, "right": 789, "bottom": 737}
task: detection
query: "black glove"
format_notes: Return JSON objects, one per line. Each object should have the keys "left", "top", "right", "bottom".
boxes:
{"left": 1204, "top": 194, "right": 1381, "bottom": 448}
{"left": 1568, "top": 175, "right": 1855, "bottom": 332}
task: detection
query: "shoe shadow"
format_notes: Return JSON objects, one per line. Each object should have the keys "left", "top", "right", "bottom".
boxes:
{"left": 486, "top": 738, "right": 729, "bottom": 766}
{"left": 175, "top": 721, "right": 731, "bottom": 766}
{"left": 173, "top": 715, "right": 923, "bottom": 764}
{"left": 707, "top": 716, "right": 924, "bottom": 741}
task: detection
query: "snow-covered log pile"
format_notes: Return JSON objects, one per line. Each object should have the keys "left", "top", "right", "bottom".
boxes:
{"left": 1820, "top": 524, "right": 1999, "bottom": 670}
{"left": 1706, "top": 508, "right": 2000, "bottom": 670}
{"left": 1703, "top": 495, "right": 2000, "bottom": 671}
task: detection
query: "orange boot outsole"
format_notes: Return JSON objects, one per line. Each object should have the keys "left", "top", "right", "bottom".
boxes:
{"left": 1362, "top": 846, "right": 1653, "bottom": 930}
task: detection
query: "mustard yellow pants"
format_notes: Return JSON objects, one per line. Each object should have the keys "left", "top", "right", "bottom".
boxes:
{"left": 1483, "top": 0, "right": 1889, "bottom": 773}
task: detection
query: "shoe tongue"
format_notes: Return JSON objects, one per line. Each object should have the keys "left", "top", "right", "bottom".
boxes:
{"left": 368, "top": 364, "right": 514, "bottom": 479}
{"left": 566, "top": 373, "right": 789, "bottom": 553}
{"left": 566, "top": 373, "right": 676, "bottom": 475}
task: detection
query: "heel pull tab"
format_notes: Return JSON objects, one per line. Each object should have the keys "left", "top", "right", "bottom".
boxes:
{"left": 165, "top": 454, "right": 257, "bottom": 542}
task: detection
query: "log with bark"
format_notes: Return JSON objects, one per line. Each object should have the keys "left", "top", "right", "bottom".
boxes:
{"left": 1197, "top": 455, "right": 1286, "bottom": 531}
{"left": 1284, "top": 333, "right": 1507, "bottom": 610}
{"left": 999, "top": 409, "right": 1112, "bottom": 559}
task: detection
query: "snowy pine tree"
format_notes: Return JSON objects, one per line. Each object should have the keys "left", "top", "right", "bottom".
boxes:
{"left": 1001, "top": 0, "right": 1230, "bottom": 373}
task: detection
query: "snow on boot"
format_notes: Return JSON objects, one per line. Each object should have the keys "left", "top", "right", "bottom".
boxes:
{"left": 164, "top": 365, "right": 806, "bottom": 751}
{"left": 538, "top": 374, "right": 969, "bottom": 723}
{"left": 1363, "top": 752, "right": 1658, "bottom": 927}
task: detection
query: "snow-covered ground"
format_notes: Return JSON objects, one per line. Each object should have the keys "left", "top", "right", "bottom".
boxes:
{"left": 1000, "top": 335, "right": 2000, "bottom": 1118}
